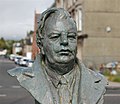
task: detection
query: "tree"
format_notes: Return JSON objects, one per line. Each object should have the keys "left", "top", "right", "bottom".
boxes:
{"left": 0, "top": 37, "right": 8, "bottom": 49}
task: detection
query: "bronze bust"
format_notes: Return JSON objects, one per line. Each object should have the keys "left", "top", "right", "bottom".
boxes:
{"left": 8, "top": 8, "right": 107, "bottom": 104}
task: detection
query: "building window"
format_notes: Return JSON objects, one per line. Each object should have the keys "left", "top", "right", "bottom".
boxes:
{"left": 76, "top": 9, "right": 82, "bottom": 31}
{"left": 68, "top": 0, "right": 73, "bottom": 8}
{"left": 73, "top": 0, "right": 76, "bottom": 3}
{"left": 58, "top": 0, "right": 60, "bottom": 3}
{"left": 61, "top": 0, "right": 64, "bottom": 8}
{"left": 63, "top": 0, "right": 66, "bottom": 9}
{"left": 71, "top": 9, "right": 75, "bottom": 19}
{"left": 56, "top": 0, "right": 61, "bottom": 8}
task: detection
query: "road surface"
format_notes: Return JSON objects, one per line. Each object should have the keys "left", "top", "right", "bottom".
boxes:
{"left": 0, "top": 56, "right": 34, "bottom": 104}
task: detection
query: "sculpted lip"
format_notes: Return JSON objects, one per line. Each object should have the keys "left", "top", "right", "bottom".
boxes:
{"left": 58, "top": 50, "right": 71, "bottom": 55}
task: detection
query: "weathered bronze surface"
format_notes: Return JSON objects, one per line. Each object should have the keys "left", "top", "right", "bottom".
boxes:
{"left": 8, "top": 8, "right": 107, "bottom": 104}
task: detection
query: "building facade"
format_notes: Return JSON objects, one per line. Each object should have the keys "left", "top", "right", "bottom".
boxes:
{"left": 12, "top": 43, "right": 22, "bottom": 55}
{"left": 55, "top": 0, "right": 120, "bottom": 68}
{"left": 22, "top": 32, "right": 33, "bottom": 59}
{"left": 82, "top": 0, "right": 120, "bottom": 67}
{"left": 32, "top": 11, "right": 40, "bottom": 60}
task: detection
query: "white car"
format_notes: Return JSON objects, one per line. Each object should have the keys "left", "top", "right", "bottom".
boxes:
{"left": 19, "top": 57, "right": 30, "bottom": 66}
{"left": 9, "top": 54, "right": 16, "bottom": 61}
{"left": 14, "top": 56, "right": 23, "bottom": 64}
{"left": 26, "top": 60, "right": 34, "bottom": 67}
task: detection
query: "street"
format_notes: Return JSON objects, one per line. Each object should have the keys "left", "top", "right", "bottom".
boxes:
{"left": 0, "top": 56, "right": 34, "bottom": 104}
{"left": 0, "top": 56, "right": 120, "bottom": 104}
{"left": 104, "top": 89, "right": 120, "bottom": 104}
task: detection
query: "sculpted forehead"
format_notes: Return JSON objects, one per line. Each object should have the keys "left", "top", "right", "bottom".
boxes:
{"left": 44, "top": 14, "right": 77, "bottom": 33}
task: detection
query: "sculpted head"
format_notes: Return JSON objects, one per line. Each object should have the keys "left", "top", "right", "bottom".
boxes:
{"left": 36, "top": 8, "right": 78, "bottom": 74}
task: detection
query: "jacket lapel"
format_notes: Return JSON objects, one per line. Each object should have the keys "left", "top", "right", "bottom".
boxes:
{"left": 79, "top": 62, "right": 106, "bottom": 104}
{"left": 20, "top": 54, "right": 54, "bottom": 104}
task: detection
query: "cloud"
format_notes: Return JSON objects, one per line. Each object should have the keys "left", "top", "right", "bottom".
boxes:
{"left": 0, "top": 0, "right": 54, "bottom": 40}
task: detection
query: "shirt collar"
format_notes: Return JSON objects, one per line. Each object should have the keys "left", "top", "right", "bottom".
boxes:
{"left": 45, "top": 64, "right": 77, "bottom": 88}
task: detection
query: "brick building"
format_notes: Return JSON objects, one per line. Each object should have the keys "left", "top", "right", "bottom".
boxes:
{"left": 32, "top": 11, "right": 40, "bottom": 60}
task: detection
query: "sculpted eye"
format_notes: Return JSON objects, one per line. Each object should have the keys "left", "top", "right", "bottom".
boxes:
{"left": 67, "top": 32, "right": 77, "bottom": 40}
{"left": 49, "top": 33, "right": 60, "bottom": 40}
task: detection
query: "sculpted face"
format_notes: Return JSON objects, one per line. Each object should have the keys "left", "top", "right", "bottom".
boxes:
{"left": 42, "top": 15, "right": 77, "bottom": 65}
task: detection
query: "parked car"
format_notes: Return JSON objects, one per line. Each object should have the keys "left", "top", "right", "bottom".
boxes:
{"left": 105, "top": 62, "right": 118, "bottom": 69}
{"left": 19, "top": 57, "right": 30, "bottom": 66}
{"left": 9, "top": 54, "right": 16, "bottom": 61}
{"left": 26, "top": 60, "right": 34, "bottom": 67}
{"left": 14, "top": 55, "right": 23, "bottom": 64}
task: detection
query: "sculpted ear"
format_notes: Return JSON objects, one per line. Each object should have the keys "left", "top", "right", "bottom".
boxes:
{"left": 36, "top": 30, "right": 42, "bottom": 48}
{"left": 36, "top": 30, "right": 45, "bottom": 55}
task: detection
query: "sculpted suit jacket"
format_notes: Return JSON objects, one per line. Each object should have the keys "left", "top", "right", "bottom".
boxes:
{"left": 8, "top": 54, "right": 107, "bottom": 104}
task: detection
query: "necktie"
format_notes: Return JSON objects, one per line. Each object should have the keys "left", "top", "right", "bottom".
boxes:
{"left": 58, "top": 76, "right": 72, "bottom": 104}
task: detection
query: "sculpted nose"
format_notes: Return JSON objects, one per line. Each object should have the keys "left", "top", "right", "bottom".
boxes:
{"left": 60, "top": 34, "right": 68, "bottom": 46}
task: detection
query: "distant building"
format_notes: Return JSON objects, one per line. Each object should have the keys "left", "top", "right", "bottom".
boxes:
{"left": 54, "top": 0, "right": 120, "bottom": 68}
{"left": 23, "top": 32, "right": 33, "bottom": 59}
{"left": 80, "top": 0, "right": 120, "bottom": 67}
{"left": 12, "top": 43, "right": 22, "bottom": 55}
{"left": 32, "top": 11, "right": 40, "bottom": 60}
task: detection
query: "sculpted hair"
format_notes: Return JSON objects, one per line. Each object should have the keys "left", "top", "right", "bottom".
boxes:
{"left": 36, "top": 8, "right": 76, "bottom": 49}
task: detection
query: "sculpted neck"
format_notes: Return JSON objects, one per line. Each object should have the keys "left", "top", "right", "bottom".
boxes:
{"left": 45, "top": 59, "right": 75, "bottom": 75}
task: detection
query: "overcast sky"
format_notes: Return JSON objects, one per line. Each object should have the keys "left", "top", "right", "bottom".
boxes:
{"left": 0, "top": 0, "right": 54, "bottom": 40}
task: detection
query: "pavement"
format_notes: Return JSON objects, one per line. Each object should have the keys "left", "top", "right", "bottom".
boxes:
{"left": 106, "top": 81, "right": 120, "bottom": 90}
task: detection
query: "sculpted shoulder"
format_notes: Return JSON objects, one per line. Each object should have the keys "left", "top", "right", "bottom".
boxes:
{"left": 88, "top": 68, "right": 108, "bottom": 90}
{"left": 7, "top": 67, "right": 35, "bottom": 82}
{"left": 79, "top": 61, "right": 108, "bottom": 88}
